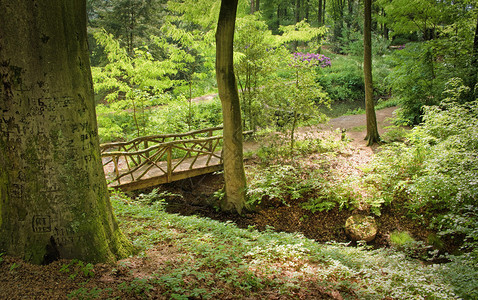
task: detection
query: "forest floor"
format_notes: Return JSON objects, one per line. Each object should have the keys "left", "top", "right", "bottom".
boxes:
{"left": 1, "top": 107, "right": 439, "bottom": 299}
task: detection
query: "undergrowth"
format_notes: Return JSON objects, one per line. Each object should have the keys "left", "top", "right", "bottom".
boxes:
{"left": 108, "top": 190, "right": 461, "bottom": 299}
{"left": 247, "top": 131, "right": 383, "bottom": 214}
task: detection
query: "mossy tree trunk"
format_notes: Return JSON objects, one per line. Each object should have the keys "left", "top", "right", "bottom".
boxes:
{"left": 216, "top": 0, "right": 247, "bottom": 214}
{"left": 363, "top": 0, "right": 380, "bottom": 146}
{"left": 0, "top": 0, "right": 132, "bottom": 264}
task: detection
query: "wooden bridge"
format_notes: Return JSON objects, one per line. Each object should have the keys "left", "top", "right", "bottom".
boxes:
{"left": 100, "top": 127, "right": 227, "bottom": 192}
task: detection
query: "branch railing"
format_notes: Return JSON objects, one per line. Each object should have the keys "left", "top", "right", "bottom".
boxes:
{"left": 100, "top": 127, "right": 224, "bottom": 186}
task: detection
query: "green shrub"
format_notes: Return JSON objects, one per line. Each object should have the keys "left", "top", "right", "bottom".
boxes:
{"left": 442, "top": 253, "right": 478, "bottom": 299}
{"left": 246, "top": 164, "right": 319, "bottom": 208}
{"left": 390, "top": 231, "right": 416, "bottom": 247}
{"left": 386, "top": 43, "right": 442, "bottom": 125}
{"left": 316, "top": 55, "right": 364, "bottom": 102}
{"left": 366, "top": 85, "right": 478, "bottom": 255}
{"left": 316, "top": 53, "right": 392, "bottom": 104}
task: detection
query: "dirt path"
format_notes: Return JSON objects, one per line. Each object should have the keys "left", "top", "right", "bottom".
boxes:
{"left": 244, "top": 106, "right": 397, "bottom": 154}
{"left": 323, "top": 106, "right": 396, "bottom": 144}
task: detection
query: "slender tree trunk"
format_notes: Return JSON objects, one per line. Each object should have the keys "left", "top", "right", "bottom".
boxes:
{"left": 293, "top": 0, "right": 302, "bottom": 51}
{"left": 290, "top": 113, "right": 297, "bottom": 153}
{"left": 382, "top": 8, "right": 389, "bottom": 39}
{"left": 318, "top": 0, "right": 323, "bottom": 26}
{"left": 0, "top": 0, "right": 132, "bottom": 264}
{"left": 305, "top": 0, "right": 310, "bottom": 21}
{"left": 276, "top": 6, "right": 281, "bottom": 31}
{"left": 128, "top": 7, "right": 135, "bottom": 56}
{"left": 470, "top": 13, "right": 478, "bottom": 98}
{"left": 216, "top": 0, "right": 247, "bottom": 214}
{"left": 363, "top": 0, "right": 380, "bottom": 146}
{"left": 295, "top": 0, "right": 301, "bottom": 23}
{"left": 189, "top": 80, "right": 192, "bottom": 130}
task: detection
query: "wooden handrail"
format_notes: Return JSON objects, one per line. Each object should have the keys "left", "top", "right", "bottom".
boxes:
{"left": 100, "top": 126, "right": 223, "bottom": 150}
{"left": 101, "top": 136, "right": 223, "bottom": 157}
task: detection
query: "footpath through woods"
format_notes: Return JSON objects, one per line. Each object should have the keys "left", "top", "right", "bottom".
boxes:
{"left": 243, "top": 105, "right": 397, "bottom": 157}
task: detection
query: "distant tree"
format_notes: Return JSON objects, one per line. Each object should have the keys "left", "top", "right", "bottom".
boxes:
{"left": 0, "top": 0, "right": 132, "bottom": 264}
{"left": 363, "top": 0, "right": 380, "bottom": 145}
{"left": 234, "top": 15, "right": 273, "bottom": 131}
{"left": 318, "top": 0, "right": 326, "bottom": 26}
{"left": 377, "top": 0, "right": 441, "bottom": 41}
{"left": 471, "top": 13, "right": 478, "bottom": 98}
{"left": 263, "top": 52, "right": 330, "bottom": 152}
{"left": 87, "top": 0, "right": 164, "bottom": 56}
{"left": 250, "top": 0, "right": 260, "bottom": 13}
{"left": 329, "top": 0, "right": 346, "bottom": 44}
{"left": 216, "top": 0, "right": 247, "bottom": 213}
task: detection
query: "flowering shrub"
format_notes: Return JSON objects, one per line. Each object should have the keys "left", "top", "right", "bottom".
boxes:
{"left": 291, "top": 52, "right": 331, "bottom": 68}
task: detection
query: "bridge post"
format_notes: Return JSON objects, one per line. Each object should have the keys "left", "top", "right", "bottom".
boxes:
{"left": 167, "top": 145, "right": 172, "bottom": 183}
{"left": 144, "top": 140, "right": 150, "bottom": 159}
{"left": 208, "top": 129, "right": 213, "bottom": 153}
{"left": 113, "top": 156, "right": 120, "bottom": 184}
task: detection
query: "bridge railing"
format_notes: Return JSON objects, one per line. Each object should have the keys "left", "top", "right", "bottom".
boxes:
{"left": 100, "top": 127, "right": 224, "bottom": 186}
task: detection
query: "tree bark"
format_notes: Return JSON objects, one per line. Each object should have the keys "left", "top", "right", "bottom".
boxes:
{"left": 363, "top": 0, "right": 380, "bottom": 146}
{"left": 216, "top": 0, "right": 247, "bottom": 214}
{"left": 0, "top": 0, "right": 132, "bottom": 264}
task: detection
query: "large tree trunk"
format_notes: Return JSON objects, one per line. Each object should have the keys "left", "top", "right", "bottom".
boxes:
{"left": 0, "top": 0, "right": 132, "bottom": 264}
{"left": 216, "top": 0, "right": 247, "bottom": 214}
{"left": 363, "top": 0, "right": 380, "bottom": 146}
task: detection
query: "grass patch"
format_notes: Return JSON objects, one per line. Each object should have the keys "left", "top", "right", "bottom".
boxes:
{"left": 319, "top": 100, "right": 364, "bottom": 118}
{"left": 350, "top": 125, "right": 367, "bottom": 132}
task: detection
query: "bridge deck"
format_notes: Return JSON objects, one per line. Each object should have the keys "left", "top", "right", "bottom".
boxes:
{"left": 103, "top": 152, "right": 223, "bottom": 191}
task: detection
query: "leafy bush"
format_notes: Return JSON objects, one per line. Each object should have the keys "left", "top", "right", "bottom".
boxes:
{"left": 246, "top": 165, "right": 319, "bottom": 207}
{"left": 442, "top": 253, "right": 478, "bottom": 299}
{"left": 300, "top": 176, "right": 360, "bottom": 213}
{"left": 409, "top": 101, "right": 478, "bottom": 251}
{"left": 338, "top": 27, "right": 390, "bottom": 57}
{"left": 316, "top": 55, "right": 364, "bottom": 102}
{"left": 315, "top": 52, "right": 391, "bottom": 105}
{"left": 366, "top": 82, "right": 478, "bottom": 258}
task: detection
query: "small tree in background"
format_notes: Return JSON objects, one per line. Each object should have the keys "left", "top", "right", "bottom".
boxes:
{"left": 234, "top": 15, "right": 274, "bottom": 132}
{"left": 92, "top": 30, "right": 181, "bottom": 138}
{"left": 263, "top": 51, "right": 330, "bottom": 153}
